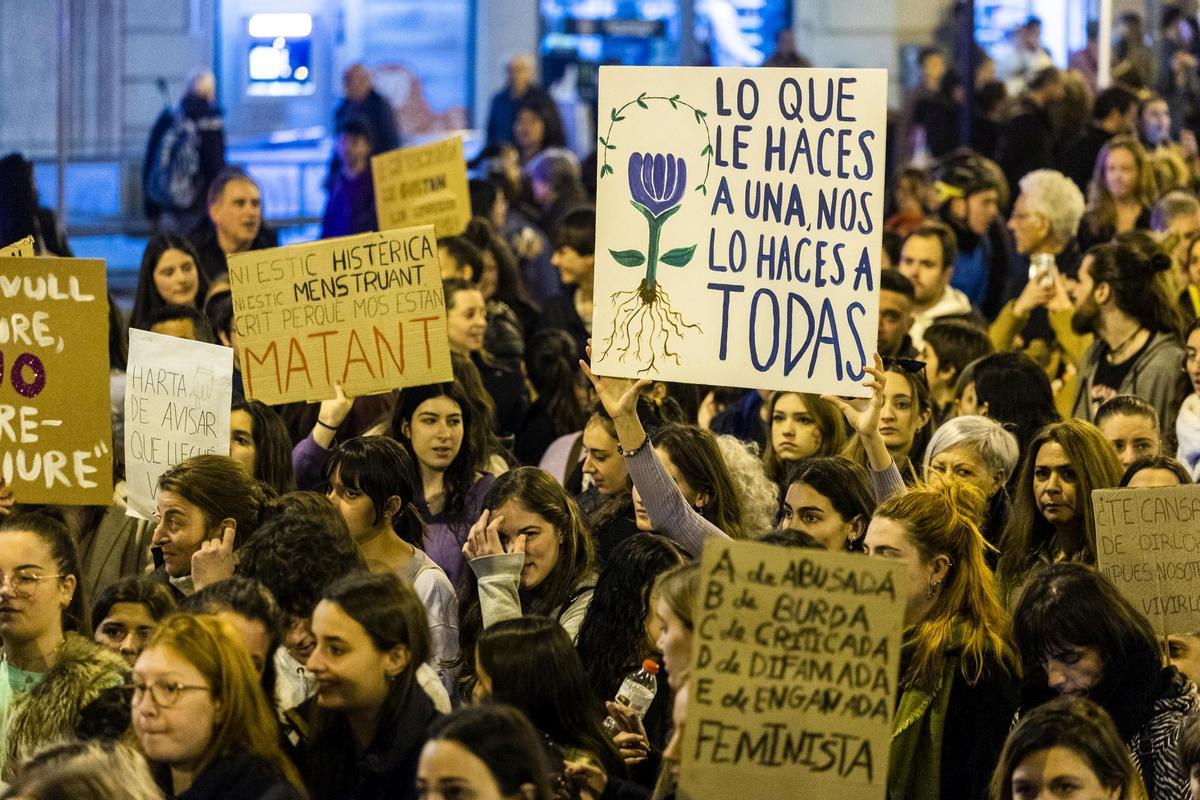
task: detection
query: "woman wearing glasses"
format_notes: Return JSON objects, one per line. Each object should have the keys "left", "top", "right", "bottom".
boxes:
{"left": 0, "top": 511, "right": 127, "bottom": 780}
{"left": 131, "top": 613, "right": 306, "bottom": 799}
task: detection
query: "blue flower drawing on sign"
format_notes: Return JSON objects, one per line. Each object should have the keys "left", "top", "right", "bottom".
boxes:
{"left": 601, "top": 152, "right": 707, "bottom": 373}
{"left": 598, "top": 94, "right": 711, "bottom": 373}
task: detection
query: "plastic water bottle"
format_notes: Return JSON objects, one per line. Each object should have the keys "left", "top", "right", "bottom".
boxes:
{"left": 601, "top": 659, "right": 659, "bottom": 737}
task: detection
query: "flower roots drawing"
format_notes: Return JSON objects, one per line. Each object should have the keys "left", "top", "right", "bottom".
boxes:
{"left": 601, "top": 151, "right": 702, "bottom": 373}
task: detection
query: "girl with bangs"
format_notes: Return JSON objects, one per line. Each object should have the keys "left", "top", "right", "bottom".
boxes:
{"left": 323, "top": 437, "right": 458, "bottom": 697}
{"left": 864, "top": 479, "right": 1019, "bottom": 800}
{"left": 457, "top": 467, "right": 596, "bottom": 693}
{"left": 130, "top": 613, "right": 305, "bottom": 799}
{"left": 1013, "top": 563, "right": 1200, "bottom": 800}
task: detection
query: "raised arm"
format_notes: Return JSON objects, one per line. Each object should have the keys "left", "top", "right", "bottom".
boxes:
{"left": 291, "top": 382, "right": 353, "bottom": 490}
{"left": 580, "top": 351, "right": 729, "bottom": 558}
{"left": 822, "top": 354, "right": 905, "bottom": 501}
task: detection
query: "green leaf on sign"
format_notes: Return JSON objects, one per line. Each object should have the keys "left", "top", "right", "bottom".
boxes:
{"left": 669, "top": 94, "right": 680, "bottom": 109}
{"left": 700, "top": 144, "right": 713, "bottom": 156}
{"left": 600, "top": 163, "right": 614, "bottom": 178}
{"left": 609, "top": 249, "right": 646, "bottom": 267}
{"left": 636, "top": 92, "right": 648, "bottom": 109}
{"left": 605, "top": 142, "right": 616, "bottom": 150}
{"left": 695, "top": 184, "right": 707, "bottom": 195}
{"left": 660, "top": 245, "right": 697, "bottom": 267}
{"left": 611, "top": 108, "right": 625, "bottom": 122}
{"left": 598, "top": 136, "right": 608, "bottom": 146}
{"left": 694, "top": 109, "right": 707, "bottom": 123}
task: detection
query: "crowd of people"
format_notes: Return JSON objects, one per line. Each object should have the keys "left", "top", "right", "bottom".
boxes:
{"left": 6, "top": 11, "right": 1200, "bottom": 800}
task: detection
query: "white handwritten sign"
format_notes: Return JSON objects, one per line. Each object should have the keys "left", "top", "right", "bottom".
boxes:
{"left": 124, "top": 329, "right": 233, "bottom": 519}
{"left": 0, "top": 257, "right": 112, "bottom": 504}
{"left": 1094, "top": 485, "right": 1200, "bottom": 635}
{"left": 592, "top": 67, "right": 886, "bottom": 397}
{"left": 680, "top": 540, "right": 904, "bottom": 800}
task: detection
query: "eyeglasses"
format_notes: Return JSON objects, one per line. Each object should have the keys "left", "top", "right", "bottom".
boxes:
{"left": 128, "top": 680, "right": 210, "bottom": 708}
{"left": 882, "top": 356, "right": 927, "bottom": 375}
{"left": 0, "top": 571, "right": 62, "bottom": 598}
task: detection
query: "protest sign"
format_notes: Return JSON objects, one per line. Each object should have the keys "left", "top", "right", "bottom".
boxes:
{"left": 0, "top": 257, "right": 112, "bottom": 504}
{"left": 1094, "top": 485, "right": 1200, "bottom": 635}
{"left": 373, "top": 135, "right": 471, "bottom": 237}
{"left": 226, "top": 227, "right": 452, "bottom": 405}
{"left": 124, "top": 329, "right": 234, "bottom": 520}
{"left": 592, "top": 67, "right": 887, "bottom": 397}
{"left": 0, "top": 236, "right": 35, "bottom": 257}
{"left": 680, "top": 539, "right": 905, "bottom": 800}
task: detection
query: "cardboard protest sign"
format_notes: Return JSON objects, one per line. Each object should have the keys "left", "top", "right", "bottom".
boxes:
{"left": 681, "top": 540, "right": 905, "bottom": 800}
{"left": 593, "top": 67, "right": 886, "bottom": 397}
{"left": 1094, "top": 485, "right": 1200, "bottom": 635}
{"left": 124, "top": 329, "right": 234, "bottom": 520}
{"left": 226, "top": 227, "right": 452, "bottom": 405}
{"left": 0, "top": 257, "right": 112, "bottom": 504}
{"left": 373, "top": 135, "right": 471, "bottom": 237}
{"left": 0, "top": 236, "right": 35, "bottom": 258}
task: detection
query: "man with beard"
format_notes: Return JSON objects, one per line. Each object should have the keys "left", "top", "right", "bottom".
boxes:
{"left": 933, "top": 152, "right": 1013, "bottom": 317}
{"left": 1069, "top": 243, "right": 1189, "bottom": 449}
{"left": 897, "top": 221, "right": 984, "bottom": 349}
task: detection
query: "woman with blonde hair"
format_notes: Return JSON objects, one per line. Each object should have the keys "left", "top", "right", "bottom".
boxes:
{"left": 3, "top": 741, "right": 163, "bottom": 800}
{"left": 865, "top": 480, "right": 1020, "bottom": 800}
{"left": 131, "top": 613, "right": 306, "bottom": 799}
{"left": 1080, "top": 135, "right": 1158, "bottom": 249}
{"left": 760, "top": 391, "right": 846, "bottom": 488}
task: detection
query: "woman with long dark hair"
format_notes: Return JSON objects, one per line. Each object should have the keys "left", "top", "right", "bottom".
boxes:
{"left": 956, "top": 351, "right": 1060, "bottom": 459}
{"left": 230, "top": 399, "right": 296, "bottom": 495}
{"left": 475, "top": 617, "right": 624, "bottom": 793}
{"left": 997, "top": 419, "right": 1122, "bottom": 599}
{"left": 391, "top": 381, "right": 496, "bottom": 588}
{"left": 760, "top": 391, "right": 846, "bottom": 488}
{"left": 299, "top": 571, "right": 439, "bottom": 800}
{"left": 1013, "top": 563, "right": 1200, "bottom": 800}
{"left": 780, "top": 456, "right": 876, "bottom": 551}
{"left": 457, "top": 468, "right": 595, "bottom": 689}
{"left": 418, "top": 705, "right": 555, "bottom": 800}
{"left": 129, "top": 234, "right": 210, "bottom": 332}
{"left": 575, "top": 534, "right": 687, "bottom": 755}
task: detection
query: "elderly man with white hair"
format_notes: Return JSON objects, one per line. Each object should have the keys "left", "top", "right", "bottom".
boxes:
{"left": 988, "top": 169, "right": 1090, "bottom": 404}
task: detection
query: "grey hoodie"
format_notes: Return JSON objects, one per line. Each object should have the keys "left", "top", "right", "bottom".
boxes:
{"left": 1072, "top": 331, "right": 1189, "bottom": 450}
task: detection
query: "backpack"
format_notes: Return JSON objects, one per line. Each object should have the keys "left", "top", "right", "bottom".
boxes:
{"left": 146, "top": 109, "right": 201, "bottom": 211}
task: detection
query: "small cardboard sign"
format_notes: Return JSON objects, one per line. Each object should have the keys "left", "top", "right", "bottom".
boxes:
{"left": 680, "top": 539, "right": 905, "bottom": 800}
{"left": 592, "top": 67, "right": 887, "bottom": 396}
{"left": 0, "top": 257, "right": 112, "bottom": 504}
{"left": 373, "top": 135, "right": 472, "bottom": 237}
{"left": 124, "top": 329, "right": 234, "bottom": 520}
{"left": 226, "top": 226, "right": 453, "bottom": 404}
{"left": 1094, "top": 485, "right": 1200, "bottom": 635}
{"left": 0, "top": 237, "right": 35, "bottom": 258}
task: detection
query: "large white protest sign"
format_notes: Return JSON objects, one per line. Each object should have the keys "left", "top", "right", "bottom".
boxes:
{"left": 593, "top": 67, "right": 886, "bottom": 397}
{"left": 124, "top": 330, "right": 234, "bottom": 520}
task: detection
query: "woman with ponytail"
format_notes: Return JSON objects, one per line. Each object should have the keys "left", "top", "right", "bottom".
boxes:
{"left": 1070, "top": 243, "right": 1189, "bottom": 447}
{"left": 324, "top": 437, "right": 458, "bottom": 696}
{"left": 865, "top": 480, "right": 1020, "bottom": 800}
